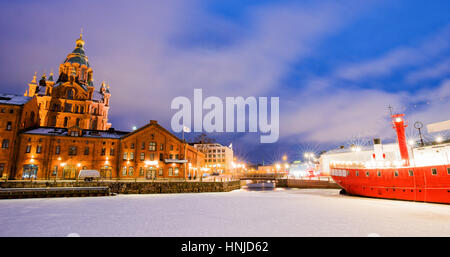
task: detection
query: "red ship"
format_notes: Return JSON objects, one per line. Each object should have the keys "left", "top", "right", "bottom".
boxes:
{"left": 328, "top": 114, "right": 450, "bottom": 204}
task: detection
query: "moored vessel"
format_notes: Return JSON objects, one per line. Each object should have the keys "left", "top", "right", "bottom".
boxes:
{"left": 324, "top": 114, "right": 450, "bottom": 204}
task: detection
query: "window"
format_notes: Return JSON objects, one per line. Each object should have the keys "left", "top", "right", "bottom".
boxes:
{"left": 175, "top": 154, "right": 179, "bottom": 160}
{"left": 447, "top": 167, "right": 450, "bottom": 175}
{"left": 149, "top": 142, "right": 156, "bottom": 151}
{"left": 26, "top": 145, "right": 31, "bottom": 153}
{"left": 101, "top": 148, "right": 106, "bottom": 156}
{"left": 431, "top": 168, "right": 437, "bottom": 175}
{"left": 110, "top": 148, "right": 115, "bottom": 156}
{"left": 52, "top": 166, "right": 58, "bottom": 176}
{"left": 160, "top": 143, "right": 164, "bottom": 150}
{"left": 69, "top": 146, "right": 77, "bottom": 156}
{"left": 130, "top": 152, "right": 134, "bottom": 160}
{"left": 55, "top": 145, "right": 60, "bottom": 154}
{"left": 174, "top": 167, "right": 179, "bottom": 176}
{"left": 6, "top": 121, "right": 12, "bottom": 131}
{"left": 64, "top": 117, "right": 69, "bottom": 127}
{"left": 1, "top": 139, "right": 9, "bottom": 149}
{"left": 394, "top": 170, "right": 399, "bottom": 177}
{"left": 149, "top": 153, "right": 155, "bottom": 161}
{"left": 67, "top": 89, "right": 74, "bottom": 99}
{"left": 0, "top": 163, "right": 4, "bottom": 177}
{"left": 170, "top": 145, "right": 174, "bottom": 150}
{"left": 366, "top": 171, "right": 369, "bottom": 177}
{"left": 356, "top": 171, "right": 359, "bottom": 176}
{"left": 140, "top": 152, "right": 145, "bottom": 161}
{"left": 129, "top": 167, "right": 134, "bottom": 176}
{"left": 123, "top": 152, "right": 128, "bottom": 160}
{"left": 408, "top": 170, "right": 414, "bottom": 176}
{"left": 168, "top": 167, "right": 173, "bottom": 176}
{"left": 159, "top": 168, "right": 163, "bottom": 176}
{"left": 36, "top": 145, "right": 42, "bottom": 154}
{"left": 139, "top": 167, "right": 144, "bottom": 176}
{"left": 64, "top": 103, "right": 72, "bottom": 113}
{"left": 84, "top": 147, "right": 89, "bottom": 155}
{"left": 122, "top": 166, "right": 127, "bottom": 176}
{"left": 169, "top": 154, "right": 173, "bottom": 159}
{"left": 159, "top": 153, "right": 163, "bottom": 161}
{"left": 377, "top": 171, "right": 381, "bottom": 177}
{"left": 131, "top": 143, "right": 135, "bottom": 149}
{"left": 141, "top": 142, "right": 145, "bottom": 150}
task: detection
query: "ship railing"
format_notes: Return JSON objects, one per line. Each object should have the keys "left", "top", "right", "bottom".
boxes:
{"left": 330, "top": 159, "right": 449, "bottom": 169}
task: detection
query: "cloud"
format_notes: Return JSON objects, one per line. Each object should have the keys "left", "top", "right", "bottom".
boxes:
{"left": 405, "top": 58, "right": 450, "bottom": 84}
{"left": 333, "top": 25, "right": 450, "bottom": 81}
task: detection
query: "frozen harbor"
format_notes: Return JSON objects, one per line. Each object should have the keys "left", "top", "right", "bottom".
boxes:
{"left": 0, "top": 188, "right": 449, "bottom": 237}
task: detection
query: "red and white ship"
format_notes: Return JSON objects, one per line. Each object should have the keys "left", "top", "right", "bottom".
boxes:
{"left": 325, "top": 114, "right": 450, "bottom": 204}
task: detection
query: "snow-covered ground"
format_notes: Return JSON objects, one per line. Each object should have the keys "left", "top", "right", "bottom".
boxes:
{"left": 0, "top": 188, "right": 449, "bottom": 237}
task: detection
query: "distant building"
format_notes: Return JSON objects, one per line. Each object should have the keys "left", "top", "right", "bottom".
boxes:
{"left": 193, "top": 143, "right": 233, "bottom": 173}
{"left": 0, "top": 34, "right": 204, "bottom": 180}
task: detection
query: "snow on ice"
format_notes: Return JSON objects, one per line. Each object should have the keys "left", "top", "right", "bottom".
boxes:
{"left": 0, "top": 188, "right": 449, "bottom": 237}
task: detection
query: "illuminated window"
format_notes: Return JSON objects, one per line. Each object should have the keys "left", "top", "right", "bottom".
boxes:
{"left": 36, "top": 145, "right": 42, "bottom": 154}
{"left": 122, "top": 166, "right": 127, "bottom": 176}
{"left": 140, "top": 152, "right": 145, "bottom": 161}
{"left": 168, "top": 167, "right": 173, "bottom": 176}
{"left": 174, "top": 167, "right": 179, "bottom": 176}
{"left": 130, "top": 152, "right": 134, "bottom": 160}
{"left": 26, "top": 145, "right": 31, "bottom": 153}
{"left": 159, "top": 168, "right": 163, "bottom": 176}
{"left": 6, "top": 121, "right": 12, "bottom": 131}
{"left": 123, "top": 152, "right": 128, "bottom": 160}
{"left": 129, "top": 166, "right": 134, "bottom": 176}
{"left": 148, "top": 142, "right": 156, "bottom": 151}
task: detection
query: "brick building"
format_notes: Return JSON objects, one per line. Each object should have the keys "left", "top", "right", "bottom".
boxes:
{"left": 0, "top": 34, "right": 204, "bottom": 180}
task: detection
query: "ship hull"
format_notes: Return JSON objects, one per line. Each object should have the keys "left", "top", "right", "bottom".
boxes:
{"left": 330, "top": 165, "right": 450, "bottom": 204}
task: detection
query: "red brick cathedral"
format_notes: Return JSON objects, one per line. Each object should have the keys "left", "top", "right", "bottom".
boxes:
{"left": 0, "top": 34, "right": 204, "bottom": 180}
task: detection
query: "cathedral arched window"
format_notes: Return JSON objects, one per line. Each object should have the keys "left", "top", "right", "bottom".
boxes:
{"left": 67, "top": 89, "right": 74, "bottom": 100}
{"left": 30, "top": 111, "right": 35, "bottom": 124}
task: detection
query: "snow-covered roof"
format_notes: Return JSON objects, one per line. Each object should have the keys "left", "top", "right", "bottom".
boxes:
{"left": 23, "top": 127, "right": 129, "bottom": 139}
{"left": 0, "top": 94, "right": 31, "bottom": 106}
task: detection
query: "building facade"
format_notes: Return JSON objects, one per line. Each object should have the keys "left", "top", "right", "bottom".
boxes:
{"left": 0, "top": 34, "right": 204, "bottom": 180}
{"left": 193, "top": 143, "right": 233, "bottom": 174}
